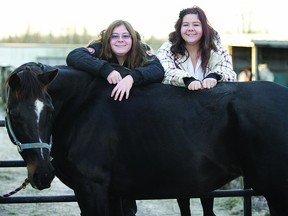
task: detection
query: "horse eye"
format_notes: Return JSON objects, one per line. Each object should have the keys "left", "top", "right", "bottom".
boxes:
{"left": 9, "top": 110, "right": 18, "bottom": 118}
{"left": 9, "top": 112, "right": 21, "bottom": 123}
{"left": 45, "top": 105, "right": 54, "bottom": 114}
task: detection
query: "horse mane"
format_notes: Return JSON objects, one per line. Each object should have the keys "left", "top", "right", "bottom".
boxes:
{"left": 6, "top": 62, "right": 47, "bottom": 101}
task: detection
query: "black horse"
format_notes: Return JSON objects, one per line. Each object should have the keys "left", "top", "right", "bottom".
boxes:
{"left": 5, "top": 62, "right": 288, "bottom": 216}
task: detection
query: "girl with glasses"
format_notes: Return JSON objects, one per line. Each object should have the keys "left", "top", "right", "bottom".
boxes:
{"left": 66, "top": 20, "right": 164, "bottom": 101}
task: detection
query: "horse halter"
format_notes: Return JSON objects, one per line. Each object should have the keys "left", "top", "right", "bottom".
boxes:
{"left": 5, "top": 88, "right": 52, "bottom": 153}
{"left": 5, "top": 113, "right": 51, "bottom": 153}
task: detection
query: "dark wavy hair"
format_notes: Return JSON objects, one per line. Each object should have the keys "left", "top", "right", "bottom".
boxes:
{"left": 90, "top": 20, "right": 147, "bottom": 69}
{"left": 169, "top": 6, "right": 219, "bottom": 71}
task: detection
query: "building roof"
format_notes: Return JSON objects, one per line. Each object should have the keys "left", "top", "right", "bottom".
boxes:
{"left": 222, "top": 34, "right": 288, "bottom": 48}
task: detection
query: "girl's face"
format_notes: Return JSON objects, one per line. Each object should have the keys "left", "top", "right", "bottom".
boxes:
{"left": 110, "top": 24, "right": 132, "bottom": 59}
{"left": 180, "top": 14, "right": 203, "bottom": 46}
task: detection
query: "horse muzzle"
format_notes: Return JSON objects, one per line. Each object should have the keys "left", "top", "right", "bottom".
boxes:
{"left": 27, "top": 162, "right": 55, "bottom": 190}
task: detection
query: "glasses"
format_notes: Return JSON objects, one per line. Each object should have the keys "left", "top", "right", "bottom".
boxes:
{"left": 110, "top": 33, "right": 131, "bottom": 40}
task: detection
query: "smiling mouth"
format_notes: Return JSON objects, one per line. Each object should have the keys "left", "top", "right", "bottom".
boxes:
{"left": 115, "top": 45, "right": 127, "bottom": 48}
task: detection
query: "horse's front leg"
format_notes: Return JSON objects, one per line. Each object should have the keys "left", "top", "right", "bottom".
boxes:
{"left": 74, "top": 183, "right": 111, "bottom": 216}
{"left": 201, "top": 197, "right": 216, "bottom": 216}
{"left": 177, "top": 198, "right": 191, "bottom": 216}
{"left": 177, "top": 198, "right": 215, "bottom": 216}
{"left": 109, "top": 197, "right": 136, "bottom": 216}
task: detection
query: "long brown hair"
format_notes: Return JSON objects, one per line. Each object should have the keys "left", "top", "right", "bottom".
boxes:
{"left": 91, "top": 20, "right": 147, "bottom": 69}
{"left": 169, "top": 6, "right": 219, "bottom": 71}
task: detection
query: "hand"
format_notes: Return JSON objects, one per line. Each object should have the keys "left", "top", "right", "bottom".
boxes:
{"left": 111, "top": 75, "right": 134, "bottom": 101}
{"left": 202, "top": 78, "right": 217, "bottom": 89}
{"left": 107, "top": 70, "right": 122, "bottom": 84}
{"left": 187, "top": 80, "right": 202, "bottom": 91}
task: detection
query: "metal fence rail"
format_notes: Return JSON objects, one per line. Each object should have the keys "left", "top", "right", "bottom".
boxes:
{"left": 0, "top": 189, "right": 258, "bottom": 204}
{"left": 0, "top": 195, "right": 77, "bottom": 204}
{"left": 0, "top": 118, "right": 261, "bottom": 215}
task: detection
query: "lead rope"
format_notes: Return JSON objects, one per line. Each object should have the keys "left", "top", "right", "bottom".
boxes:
{"left": 0, "top": 178, "right": 30, "bottom": 198}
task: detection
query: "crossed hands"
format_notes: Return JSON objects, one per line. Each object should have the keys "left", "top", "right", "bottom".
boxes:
{"left": 107, "top": 70, "right": 133, "bottom": 101}
{"left": 187, "top": 78, "right": 217, "bottom": 91}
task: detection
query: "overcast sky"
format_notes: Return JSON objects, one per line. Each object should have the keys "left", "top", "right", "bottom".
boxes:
{"left": 1, "top": 0, "right": 286, "bottom": 40}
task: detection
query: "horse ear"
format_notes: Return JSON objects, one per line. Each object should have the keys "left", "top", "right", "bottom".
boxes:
{"left": 38, "top": 69, "right": 59, "bottom": 86}
{"left": 8, "top": 73, "right": 21, "bottom": 88}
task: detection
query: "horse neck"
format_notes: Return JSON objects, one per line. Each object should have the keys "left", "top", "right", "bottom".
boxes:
{"left": 48, "top": 66, "right": 112, "bottom": 118}
{"left": 48, "top": 68, "right": 94, "bottom": 115}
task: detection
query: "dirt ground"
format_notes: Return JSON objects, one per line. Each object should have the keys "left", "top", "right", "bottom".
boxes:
{"left": 0, "top": 110, "right": 269, "bottom": 216}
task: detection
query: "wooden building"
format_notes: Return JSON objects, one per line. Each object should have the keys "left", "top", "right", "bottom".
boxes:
{"left": 224, "top": 35, "right": 288, "bottom": 86}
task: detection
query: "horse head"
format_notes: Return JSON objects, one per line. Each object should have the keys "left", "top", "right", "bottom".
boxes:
{"left": 5, "top": 62, "right": 57, "bottom": 190}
